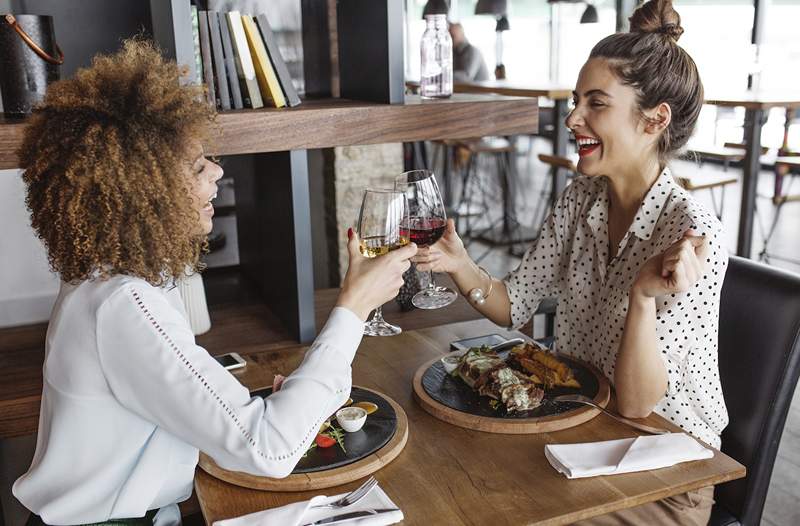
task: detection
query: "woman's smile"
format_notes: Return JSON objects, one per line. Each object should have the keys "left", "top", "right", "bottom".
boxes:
{"left": 575, "top": 134, "right": 602, "bottom": 158}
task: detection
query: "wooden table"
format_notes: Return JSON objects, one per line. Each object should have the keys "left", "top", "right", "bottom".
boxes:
{"left": 193, "top": 319, "right": 745, "bottom": 525}
{"left": 703, "top": 93, "right": 800, "bottom": 258}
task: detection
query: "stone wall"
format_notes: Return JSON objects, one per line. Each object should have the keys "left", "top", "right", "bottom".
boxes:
{"left": 333, "top": 143, "right": 404, "bottom": 282}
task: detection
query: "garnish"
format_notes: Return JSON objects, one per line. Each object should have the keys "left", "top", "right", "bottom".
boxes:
{"left": 310, "top": 423, "right": 347, "bottom": 453}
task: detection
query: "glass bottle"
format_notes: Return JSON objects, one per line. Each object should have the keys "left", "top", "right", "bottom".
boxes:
{"left": 420, "top": 14, "right": 452, "bottom": 99}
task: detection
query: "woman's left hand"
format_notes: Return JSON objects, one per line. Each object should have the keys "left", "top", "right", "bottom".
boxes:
{"left": 632, "top": 229, "right": 709, "bottom": 299}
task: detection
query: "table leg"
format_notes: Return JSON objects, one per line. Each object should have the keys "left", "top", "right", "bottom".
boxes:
{"left": 737, "top": 108, "right": 766, "bottom": 258}
{"left": 551, "top": 99, "right": 570, "bottom": 205}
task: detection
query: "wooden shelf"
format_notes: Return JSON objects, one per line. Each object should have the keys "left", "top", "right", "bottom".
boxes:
{"left": 0, "top": 95, "right": 537, "bottom": 169}
{"left": 0, "top": 272, "right": 482, "bottom": 439}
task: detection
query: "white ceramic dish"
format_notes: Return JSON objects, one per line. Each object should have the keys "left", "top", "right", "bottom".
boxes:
{"left": 336, "top": 406, "right": 367, "bottom": 432}
{"left": 440, "top": 350, "right": 466, "bottom": 374}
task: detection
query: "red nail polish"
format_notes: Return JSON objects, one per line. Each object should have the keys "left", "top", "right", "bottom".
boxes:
{"left": 347, "top": 227, "right": 353, "bottom": 240}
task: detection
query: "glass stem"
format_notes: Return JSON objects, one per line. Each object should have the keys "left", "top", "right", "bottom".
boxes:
{"left": 428, "top": 270, "right": 437, "bottom": 291}
{"left": 370, "top": 306, "right": 385, "bottom": 323}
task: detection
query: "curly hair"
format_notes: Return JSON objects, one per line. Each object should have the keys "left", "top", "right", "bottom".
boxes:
{"left": 20, "top": 38, "right": 216, "bottom": 286}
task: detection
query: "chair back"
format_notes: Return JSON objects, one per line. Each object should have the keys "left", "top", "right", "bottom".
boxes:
{"left": 714, "top": 256, "right": 800, "bottom": 525}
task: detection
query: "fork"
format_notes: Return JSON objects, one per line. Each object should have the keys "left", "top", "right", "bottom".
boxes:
{"left": 551, "top": 394, "right": 671, "bottom": 435}
{"left": 309, "top": 476, "right": 378, "bottom": 510}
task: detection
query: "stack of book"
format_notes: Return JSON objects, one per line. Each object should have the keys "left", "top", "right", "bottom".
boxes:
{"left": 191, "top": 8, "right": 301, "bottom": 110}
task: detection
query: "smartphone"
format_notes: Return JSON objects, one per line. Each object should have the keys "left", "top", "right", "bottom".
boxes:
{"left": 450, "top": 334, "right": 508, "bottom": 351}
{"left": 213, "top": 352, "right": 246, "bottom": 371}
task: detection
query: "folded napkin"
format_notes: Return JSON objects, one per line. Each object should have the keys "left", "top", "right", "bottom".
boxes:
{"left": 545, "top": 432, "right": 713, "bottom": 479}
{"left": 212, "top": 484, "right": 403, "bottom": 526}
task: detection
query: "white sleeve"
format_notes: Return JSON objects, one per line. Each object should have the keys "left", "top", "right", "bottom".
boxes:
{"left": 96, "top": 283, "right": 363, "bottom": 479}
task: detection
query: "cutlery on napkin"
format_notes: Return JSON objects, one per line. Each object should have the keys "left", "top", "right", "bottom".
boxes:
{"left": 212, "top": 484, "right": 403, "bottom": 526}
{"left": 544, "top": 432, "right": 714, "bottom": 479}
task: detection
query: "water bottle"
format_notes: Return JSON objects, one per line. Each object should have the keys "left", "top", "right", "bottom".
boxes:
{"left": 420, "top": 14, "right": 452, "bottom": 99}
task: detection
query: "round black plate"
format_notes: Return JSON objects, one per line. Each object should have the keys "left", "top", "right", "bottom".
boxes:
{"left": 421, "top": 350, "right": 600, "bottom": 419}
{"left": 250, "top": 386, "right": 397, "bottom": 474}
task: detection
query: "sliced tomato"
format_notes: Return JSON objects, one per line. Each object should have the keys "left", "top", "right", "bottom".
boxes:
{"left": 315, "top": 433, "right": 336, "bottom": 448}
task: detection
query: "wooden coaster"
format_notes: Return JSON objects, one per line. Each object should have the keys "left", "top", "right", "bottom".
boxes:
{"left": 198, "top": 387, "right": 408, "bottom": 491}
{"left": 413, "top": 353, "right": 610, "bottom": 434}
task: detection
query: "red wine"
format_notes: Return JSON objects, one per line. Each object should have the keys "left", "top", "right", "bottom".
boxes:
{"left": 408, "top": 217, "right": 446, "bottom": 247}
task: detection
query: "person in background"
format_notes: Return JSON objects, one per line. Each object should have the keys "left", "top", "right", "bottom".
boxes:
{"left": 449, "top": 22, "right": 490, "bottom": 82}
{"left": 417, "top": 0, "right": 726, "bottom": 523}
{"left": 13, "top": 38, "right": 415, "bottom": 526}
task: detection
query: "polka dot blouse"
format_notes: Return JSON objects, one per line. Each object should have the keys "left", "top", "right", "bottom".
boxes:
{"left": 504, "top": 168, "right": 729, "bottom": 448}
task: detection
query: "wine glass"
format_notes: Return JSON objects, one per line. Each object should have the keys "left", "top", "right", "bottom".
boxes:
{"left": 356, "top": 189, "right": 410, "bottom": 336}
{"left": 394, "top": 170, "right": 457, "bottom": 310}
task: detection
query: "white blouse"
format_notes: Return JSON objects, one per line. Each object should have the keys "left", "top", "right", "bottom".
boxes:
{"left": 504, "top": 168, "right": 729, "bottom": 448}
{"left": 13, "top": 275, "right": 363, "bottom": 525}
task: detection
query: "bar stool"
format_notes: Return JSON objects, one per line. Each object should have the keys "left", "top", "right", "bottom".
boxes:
{"left": 534, "top": 154, "right": 578, "bottom": 228}
{"left": 758, "top": 156, "right": 800, "bottom": 265}
{"left": 455, "top": 136, "right": 535, "bottom": 261}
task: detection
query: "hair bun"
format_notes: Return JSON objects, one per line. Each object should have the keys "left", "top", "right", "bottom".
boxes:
{"left": 629, "top": 0, "right": 684, "bottom": 42}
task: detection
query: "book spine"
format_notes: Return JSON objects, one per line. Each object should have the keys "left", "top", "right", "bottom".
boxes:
{"left": 198, "top": 11, "right": 217, "bottom": 107}
{"left": 256, "top": 13, "right": 301, "bottom": 107}
{"left": 218, "top": 10, "right": 243, "bottom": 109}
{"left": 208, "top": 12, "right": 231, "bottom": 110}
{"left": 191, "top": 5, "right": 203, "bottom": 85}
{"left": 242, "top": 15, "right": 286, "bottom": 108}
{"left": 226, "top": 11, "right": 263, "bottom": 109}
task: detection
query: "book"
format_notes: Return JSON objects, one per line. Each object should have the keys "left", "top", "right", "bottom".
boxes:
{"left": 198, "top": 11, "right": 217, "bottom": 106}
{"left": 226, "top": 11, "right": 263, "bottom": 109}
{"left": 218, "top": 8, "right": 243, "bottom": 109}
{"left": 256, "top": 13, "right": 301, "bottom": 107}
{"left": 241, "top": 14, "right": 285, "bottom": 108}
{"left": 208, "top": 12, "right": 231, "bottom": 110}
{"left": 190, "top": 5, "right": 203, "bottom": 85}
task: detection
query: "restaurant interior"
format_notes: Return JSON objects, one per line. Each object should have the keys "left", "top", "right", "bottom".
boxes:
{"left": 0, "top": 0, "right": 799, "bottom": 525}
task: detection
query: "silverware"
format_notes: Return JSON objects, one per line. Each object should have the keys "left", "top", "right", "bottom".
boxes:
{"left": 301, "top": 508, "right": 400, "bottom": 526}
{"left": 309, "top": 476, "right": 377, "bottom": 510}
{"left": 489, "top": 338, "right": 526, "bottom": 353}
{"left": 551, "top": 394, "right": 671, "bottom": 435}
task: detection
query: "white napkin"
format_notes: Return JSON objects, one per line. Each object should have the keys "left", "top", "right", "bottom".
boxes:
{"left": 212, "top": 484, "right": 403, "bottom": 526}
{"left": 544, "top": 432, "right": 714, "bottom": 479}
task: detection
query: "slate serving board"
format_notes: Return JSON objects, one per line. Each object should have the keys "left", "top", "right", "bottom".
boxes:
{"left": 413, "top": 350, "right": 611, "bottom": 434}
{"left": 250, "top": 385, "right": 397, "bottom": 474}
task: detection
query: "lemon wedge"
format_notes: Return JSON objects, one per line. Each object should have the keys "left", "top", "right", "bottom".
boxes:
{"left": 352, "top": 401, "right": 378, "bottom": 415}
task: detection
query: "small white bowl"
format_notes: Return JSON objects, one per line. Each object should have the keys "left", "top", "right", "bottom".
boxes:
{"left": 336, "top": 407, "right": 367, "bottom": 432}
{"left": 440, "top": 351, "right": 464, "bottom": 374}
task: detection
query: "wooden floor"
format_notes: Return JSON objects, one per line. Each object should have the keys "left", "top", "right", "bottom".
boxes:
{"left": 460, "top": 137, "right": 800, "bottom": 526}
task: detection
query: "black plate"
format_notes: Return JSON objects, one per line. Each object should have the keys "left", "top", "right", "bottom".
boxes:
{"left": 421, "top": 350, "right": 600, "bottom": 419}
{"left": 250, "top": 386, "right": 397, "bottom": 474}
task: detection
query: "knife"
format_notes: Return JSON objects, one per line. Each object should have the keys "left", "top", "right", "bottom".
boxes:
{"left": 301, "top": 508, "right": 400, "bottom": 526}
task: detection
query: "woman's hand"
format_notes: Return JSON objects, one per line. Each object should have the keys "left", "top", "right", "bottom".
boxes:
{"left": 632, "top": 229, "right": 709, "bottom": 299}
{"left": 336, "top": 229, "right": 417, "bottom": 321}
{"left": 412, "top": 219, "right": 469, "bottom": 274}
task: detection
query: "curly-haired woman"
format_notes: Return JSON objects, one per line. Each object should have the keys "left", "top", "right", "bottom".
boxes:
{"left": 12, "top": 39, "right": 416, "bottom": 526}
{"left": 416, "top": 0, "right": 726, "bottom": 523}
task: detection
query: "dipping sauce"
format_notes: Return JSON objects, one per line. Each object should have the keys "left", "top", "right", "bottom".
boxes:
{"left": 336, "top": 406, "right": 367, "bottom": 432}
{"left": 441, "top": 354, "right": 461, "bottom": 374}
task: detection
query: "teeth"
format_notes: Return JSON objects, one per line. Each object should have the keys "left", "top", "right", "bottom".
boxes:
{"left": 577, "top": 137, "right": 601, "bottom": 147}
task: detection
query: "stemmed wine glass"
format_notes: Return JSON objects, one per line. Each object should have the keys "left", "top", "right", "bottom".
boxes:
{"left": 356, "top": 189, "right": 410, "bottom": 336}
{"left": 394, "top": 170, "right": 457, "bottom": 310}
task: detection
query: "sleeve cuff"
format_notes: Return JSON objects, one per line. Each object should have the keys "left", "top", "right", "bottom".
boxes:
{"left": 314, "top": 306, "right": 365, "bottom": 363}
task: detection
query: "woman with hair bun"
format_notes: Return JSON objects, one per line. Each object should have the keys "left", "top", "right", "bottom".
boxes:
{"left": 12, "top": 39, "right": 416, "bottom": 525}
{"left": 416, "top": 0, "right": 725, "bottom": 522}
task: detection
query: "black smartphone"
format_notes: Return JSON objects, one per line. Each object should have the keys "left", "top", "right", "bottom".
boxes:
{"left": 449, "top": 334, "right": 508, "bottom": 351}
{"left": 213, "top": 352, "right": 246, "bottom": 371}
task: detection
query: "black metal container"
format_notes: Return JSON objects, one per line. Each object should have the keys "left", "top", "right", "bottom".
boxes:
{"left": 0, "top": 14, "right": 61, "bottom": 118}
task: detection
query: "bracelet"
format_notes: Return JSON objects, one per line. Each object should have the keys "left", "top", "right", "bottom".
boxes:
{"left": 467, "top": 266, "right": 494, "bottom": 305}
